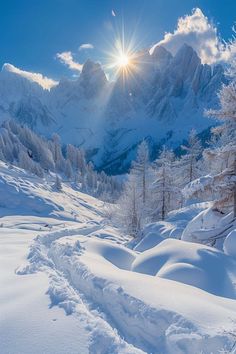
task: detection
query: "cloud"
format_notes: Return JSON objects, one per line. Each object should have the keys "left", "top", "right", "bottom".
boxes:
{"left": 79, "top": 43, "right": 94, "bottom": 50}
{"left": 56, "top": 51, "right": 83, "bottom": 72}
{"left": 111, "top": 9, "right": 116, "bottom": 17}
{"left": 2, "top": 63, "right": 58, "bottom": 89}
{"left": 150, "top": 8, "right": 231, "bottom": 64}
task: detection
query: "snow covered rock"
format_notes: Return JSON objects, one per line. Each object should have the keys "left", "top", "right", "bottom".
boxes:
{"left": 182, "top": 207, "right": 223, "bottom": 242}
{"left": 79, "top": 59, "right": 108, "bottom": 98}
{"left": 224, "top": 229, "right": 236, "bottom": 257}
{"left": 182, "top": 207, "right": 235, "bottom": 249}
{"left": 151, "top": 45, "right": 173, "bottom": 70}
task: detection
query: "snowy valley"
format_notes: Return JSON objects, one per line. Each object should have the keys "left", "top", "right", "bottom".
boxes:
{"left": 1, "top": 161, "right": 236, "bottom": 354}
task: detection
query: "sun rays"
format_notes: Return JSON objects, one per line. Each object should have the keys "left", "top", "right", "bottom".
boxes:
{"left": 101, "top": 16, "right": 144, "bottom": 81}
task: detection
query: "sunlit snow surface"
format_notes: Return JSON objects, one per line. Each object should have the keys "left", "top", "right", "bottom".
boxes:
{"left": 0, "top": 161, "right": 236, "bottom": 354}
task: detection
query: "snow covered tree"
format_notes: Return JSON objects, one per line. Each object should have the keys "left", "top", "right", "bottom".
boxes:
{"left": 179, "top": 129, "right": 202, "bottom": 184}
{"left": 205, "top": 79, "right": 236, "bottom": 216}
{"left": 151, "top": 147, "right": 180, "bottom": 220}
{"left": 49, "top": 133, "right": 65, "bottom": 172}
{"left": 54, "top": 175, "right": 62, "bottom": 191}
{"left": 132, "top": 140, "right": 151, "bottom": 205}
{"left": 66, "top": 144, "right": 77, "bottom": 168}
{"left": 76, "top": 148, "right": 87, "bottom": 176}
{"left": 18, "top": 150, "right": 33, "bottom": 171}
{"left": 116, "top": 172, "right": 141, "bottom": 237}
{"left": 0, "top": 119, "right": 121, "bottom": 202}
{"left": 205, "top": 46, "right": 236, "bottom": 216}
{"left": 115, "top": 141, "right": 153, "bottom": 235}
{"left": 185, "top": 48, "right": 236, "bottom": 216}
{"left": 64, "top": 159, "right": 73, "bottom": 180}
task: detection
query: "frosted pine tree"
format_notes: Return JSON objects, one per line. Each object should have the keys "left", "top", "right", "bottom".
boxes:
{"left": 206, "top": 56, "right": 236, "bottom": 216}
{"left": 132, "top": 140, "right": 151, "bottom": 205}
{"left": 64, "top": 159, "right": 73, "bottom": 180}
{"left": 54, "top": 175, "right": 62, "bottom": 191}
{"left": 151, "top": 147, "right": 179, "bottom": 220}
{"left": 116, "top": 172, "right": 141, "bottom": 237}
{"left": 50, "top": 133, "right": 65, "bottom": 172}
{"left": 179, "top": 129, "right": 202, "bottom": 184}
{"left": 184, "top": 50, "right": 236, "bottom": 216}
{"left": 18, "top": 150, "right": 33, "bottom": 171}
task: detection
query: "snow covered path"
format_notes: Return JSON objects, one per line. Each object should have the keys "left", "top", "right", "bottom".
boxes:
{"left": 0, "top": 222, "right": 91, "bottom": 354}
{"left": 0, "top": 217, "right": 142, "bottom": 354}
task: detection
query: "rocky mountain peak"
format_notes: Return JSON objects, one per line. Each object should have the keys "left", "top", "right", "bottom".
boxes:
{"left": 171, "top": 43, "right": 201, "bottom": 81}
{"left": 79, "top": 59, "right": 108, "bottom": 98}
{"left": 151, "top": 45, "right": 173, "bottom": 70}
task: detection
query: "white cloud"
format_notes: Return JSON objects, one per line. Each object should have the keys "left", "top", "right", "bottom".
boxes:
{"left": 56, "top": 51, "right": 83, "bottom": 72}
{"left": 150, "top": 8, "right": 231, "bottom": 64}
{"left": 2, "top": 63, "right": 58, "bottom": 89}
{"left": 79, "top": 43, "right": 94, "bottom": 50}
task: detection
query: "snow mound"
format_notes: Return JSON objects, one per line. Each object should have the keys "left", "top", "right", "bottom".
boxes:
{"left": 224, "top": 229, "right": 236, "bottom": 257}
{"left": 79, "top": 238, "right": 136, "bottom": 270}
{"left": 134, "top": 232, "right": 164, "bottom": 252}
{"left": 132, "top": 238, "right": 236, "bottom": 298}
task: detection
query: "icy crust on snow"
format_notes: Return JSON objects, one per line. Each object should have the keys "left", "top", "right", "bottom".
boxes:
{"left": 20, "top": 223, "right": 236, "bottom": 354}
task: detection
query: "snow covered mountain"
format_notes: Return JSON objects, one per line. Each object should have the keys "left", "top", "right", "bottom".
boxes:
{"left": 0, "top": 44, "right": 225, "bottom": 173}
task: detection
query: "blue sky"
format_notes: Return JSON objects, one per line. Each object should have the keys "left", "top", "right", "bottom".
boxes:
{"left": 0, "top": 0, "right": 235, "bottom": 81}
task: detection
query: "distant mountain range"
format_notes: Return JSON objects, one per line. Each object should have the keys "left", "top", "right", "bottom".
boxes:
{"left": 0, "top": 44, "right": 226, "bottom": 174}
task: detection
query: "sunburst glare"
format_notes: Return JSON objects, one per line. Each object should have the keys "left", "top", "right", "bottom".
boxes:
{"left": 102, "top": 18, "right": 143, "bottom": 80}
{"left": 116, "top": 53, "right": 129, "bottom": 68}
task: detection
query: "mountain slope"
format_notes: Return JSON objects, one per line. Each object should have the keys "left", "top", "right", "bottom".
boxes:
{"left": 0, "top": 44, "right": 225, "bottom": 173}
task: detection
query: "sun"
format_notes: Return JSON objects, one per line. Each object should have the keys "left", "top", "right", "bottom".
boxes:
{"left": 116, "top": 53, "right": 130, "bottom": 68}
{"left": 103, "top": 28, "right": 141, "bottom": 79}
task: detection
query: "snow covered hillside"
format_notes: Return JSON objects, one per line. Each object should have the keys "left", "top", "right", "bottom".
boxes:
{"left": 0, "top": 43, "right": 225, "bottom": 173}
{"left": 1, "top": 162, "right": 236, "bottom": 354}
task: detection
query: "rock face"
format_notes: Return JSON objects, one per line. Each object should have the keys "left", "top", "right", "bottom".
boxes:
{"left": 0, "top": 45, "right": 226, "bottom": 173}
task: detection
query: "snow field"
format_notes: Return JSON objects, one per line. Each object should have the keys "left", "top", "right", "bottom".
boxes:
{"left": 20, "top": 221, "right": 236, "bottom": 353}
{"left": 1, "top": 162, "right": 236, "bottom": 353}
